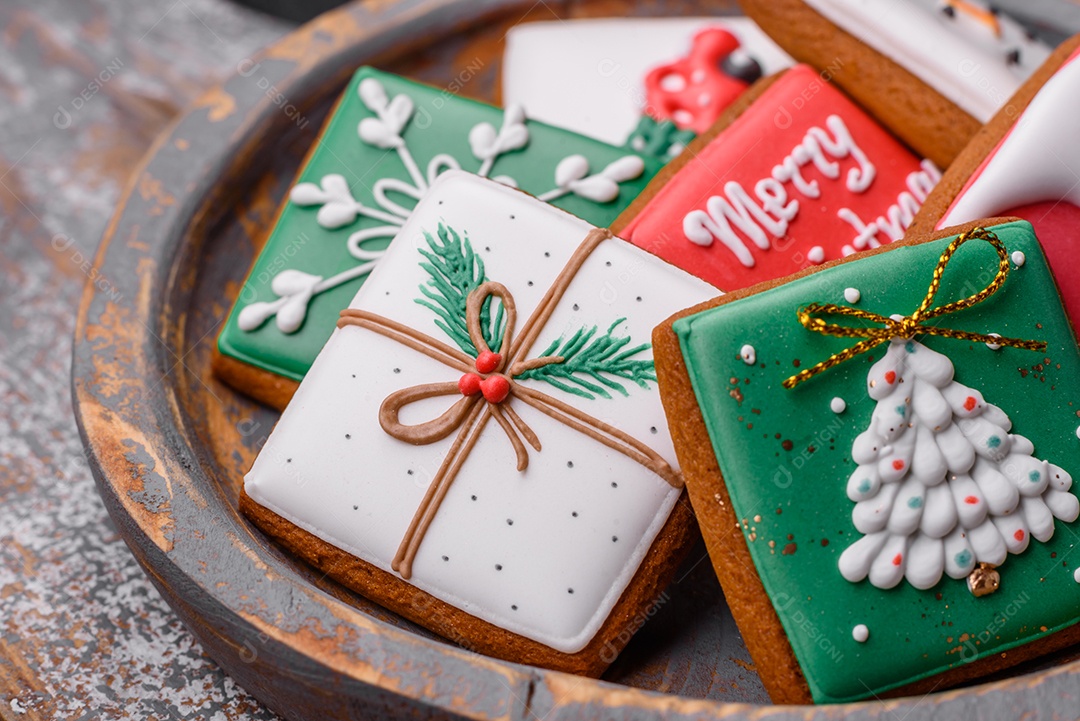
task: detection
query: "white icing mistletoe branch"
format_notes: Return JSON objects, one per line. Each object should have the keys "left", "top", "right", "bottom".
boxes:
{"left": 237, "top": 76, "right": 645, "bottom": 335}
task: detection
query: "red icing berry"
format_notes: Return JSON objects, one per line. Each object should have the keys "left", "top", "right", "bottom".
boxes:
{"left": 480, "top": 375, "right": 511, "bottom": 404}
{"left": 892, "top": 459, "right": 905, "bottom": 471}
{"left": 964, "top": 495, "right": 979, "bottom": 505}
{"left": 885, "top": 370, "right": 897, "bottom": 384}
{"left": 475, "top": 350, "right": 502, "bottom": 374}
{"left": 892, "top": 554, "right": 903, "bottom": 566}
{"left": 1014, "top": 529, "right": 1025, "bottom": 542}
{"left": 458, "top": 373, "right": 482, "bottom": 396}
{"left": 963, "top": 396, "right": 977, "bottom": 411}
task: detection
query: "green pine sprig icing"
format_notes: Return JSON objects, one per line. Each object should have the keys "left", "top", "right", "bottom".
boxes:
{"left": 415, "top": 223, "right": 504, "bottom": 356}
{"left": 516, "top": 318, "right": 656, "bottom": 400}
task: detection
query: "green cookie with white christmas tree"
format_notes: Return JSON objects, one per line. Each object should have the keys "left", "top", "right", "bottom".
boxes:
{"left": 215, "top": 66, "right": 661, "bottom": 409}
{"left": 653, "top": 218, "right": 1080, "bottom": 704}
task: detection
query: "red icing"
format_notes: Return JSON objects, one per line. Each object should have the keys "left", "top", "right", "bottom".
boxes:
{"left": 885, "top": 371, "right": 897, "bottom": 384}
{"left": 964, "top": 495, "right": 979, "bottom": 505}
{"left": 892, "top": 460, "right": 905, "bottom": 471}
{"left": 994, "top": 200, "right": 1080, "bottom": 325}
{"left": 475, "top": 350, "right": 502, "bottom": 374}
{"left": 644, "top": 28, "right": 751, "bottom": 134}
{"left": 622, "top": 65, "right": 933, "bottom": 291}
{"left": 459, "top": 372, "right": 482, "bottom": 396}
{"left": 892, "top": 554, "right": 903, "bottom": 566}
{"left": 963, "top": 396, "right": 977, "bottom": 411}
{"left": 480, "top": 375, "right": 511, "bottom": 404}
{"left": 1014, "top": 529, "right": 1026, "bottom": 542}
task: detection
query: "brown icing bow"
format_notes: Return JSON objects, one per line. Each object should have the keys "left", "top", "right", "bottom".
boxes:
{"left": 337, "top": 228, "right": 680, "bottom": 579}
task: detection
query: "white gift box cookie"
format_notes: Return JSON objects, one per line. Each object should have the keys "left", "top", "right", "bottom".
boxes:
{"left": 243, "top": 170, "right": 717, "bottom": 674}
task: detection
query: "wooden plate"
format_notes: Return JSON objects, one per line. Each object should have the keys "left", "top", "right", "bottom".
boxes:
{"left": 71, "top": 1, "right": 1080, "bottom": 718}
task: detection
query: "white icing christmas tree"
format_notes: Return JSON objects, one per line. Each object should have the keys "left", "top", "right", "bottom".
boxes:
{"left": 838, "top": 338, "right": 1079, "bottom": 590}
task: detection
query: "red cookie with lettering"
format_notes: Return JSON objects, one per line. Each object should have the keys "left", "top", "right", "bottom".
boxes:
{"left": 739, "top": 0, "right": 1053, "bottom": 168}
{"left": 613, "top": 64, "right": 940, "bottom": 292}
{"left": 653, "top": 216, "right": 1080, "bottom": 703}
{"left": 240, "top": 171, "right": 717, "bottom": 675}
{"left": 911, "top": 35, "right": 1080, "bottom": 328}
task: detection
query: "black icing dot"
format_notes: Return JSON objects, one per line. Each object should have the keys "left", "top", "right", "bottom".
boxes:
{"left": 650, "top": 426, "right": 657, "bottom": 434}
{"left": 1006, "top": 48, "right": 1021, "bottom": 66}
{"left": 345, "top": 433, "right": 351, "bottom": 439}
{"left": 612, "top": 536, "right": 618, "bottom": 543}
{"left": 353, "top": 505, "right": 358, "bottom": 510}
{"left": 438, "top": 200, "right": 443, "bottom": 205}
{"left": 286, "top": 458, "right": 292, "bottom": 463}
{"left": 605, "top": 261, "right": 612, "bottom": 267}
{"left": 385, "top": 291, "right": 390, "bottom": 296}
{"left": 351, "top": 374, "right": 356, "bottom": 378}
{"left": 393, "top": 367, "right": 401, "bottom": 374}
{"left": 527, "top": 280, "right": 534, "bottom": 287}
{"left": 442, "top": 555, "right": 449, "bottom": 561}
{"left": 506, "top": 518, "right": 514, "bottom": 526}
{"left": 571, "top": 511, "right": 579, "bottom": 518}
{"left": 568, "top": 588, "right": 574, "bottom": 594}
{"left": 636, "top": 296, "right": 642, "bottom": 302}
{"left": 941, "top": 4, "right": 955, "bottom": 17}
{"left": 485, "top": 246, "right": 491, "bottom": 252}
{"left": 567, "top": 461, "right": 574, "bottom": 469}
{"left": 572, "top": 303, "right": 580, "bottom": 311}
{"left": 511, "top": 605, "right": 518, "bottom": 611}
{"left": 544, "top": 252, "right": 550, "bottom": 257}
{"left": 509, "top": 215, "right": 516, "bottom": 220}
{"left": 471, "top": 494, "right": 477, "bottom": 501}
{"left": 407, "top": 470, "right": 414, "bottom": 476}
{"left": 611, "top": 481, "right": 618, "bottom": 488}
{"left": 495, "top": 564, "right": 503, "bottom": 571}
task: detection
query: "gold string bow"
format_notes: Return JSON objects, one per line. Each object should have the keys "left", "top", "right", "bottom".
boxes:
{"left": 784, "top": 227, "right": 1046, "bottom": 390}
{"left": 337, "top": 228, "right": 680, "bottom": 579}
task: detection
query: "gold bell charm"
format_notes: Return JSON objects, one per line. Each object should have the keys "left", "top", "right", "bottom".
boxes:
{"left": 967, "top": 562, "right": 1000, "bottom": 597}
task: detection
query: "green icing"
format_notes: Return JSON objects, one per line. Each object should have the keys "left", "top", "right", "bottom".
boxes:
{"left": 624, "top": 114, "right": 696, "bottom": 162}
{"left": 673, "top": 221, "right": 1080, "bottom": 703}
{"left": 217, "top": 67, "right": 659, "bottom": 382}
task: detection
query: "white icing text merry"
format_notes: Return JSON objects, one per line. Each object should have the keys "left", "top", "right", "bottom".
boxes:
{"left": 683, "top": 115, "right": 879, "bottom": 267}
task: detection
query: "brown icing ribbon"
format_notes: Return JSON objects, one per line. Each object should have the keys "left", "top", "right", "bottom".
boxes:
{"left": 337, "top": 227, "right": 681, "bottom": 579}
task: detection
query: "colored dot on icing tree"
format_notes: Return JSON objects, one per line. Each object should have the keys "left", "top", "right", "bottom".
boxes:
{"left": 830, "top": 397, "right": 846, "bottom": 414}
{"left": 852, "top": 624, "right": 869, "bottom": 643}
{"left": 884, "top": 371, "right": 897, "bottom": 384}
{"left": 843, "top": 287, "right": 861, "bottom": 304}
{"left": 740, "top": 344, "right": 756, "bottom": 365}
{"left": 1011, "top": 250, "right": 1026, "bottom": 267}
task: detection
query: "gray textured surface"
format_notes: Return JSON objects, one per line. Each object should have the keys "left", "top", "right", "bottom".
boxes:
{"left": 0, "top": 0, "right": 290, "bottom": 717}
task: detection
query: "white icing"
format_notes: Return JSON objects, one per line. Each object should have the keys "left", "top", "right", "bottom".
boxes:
{"left": 852, "top": 624, "right": 869, "bottom": 642}
{"left": 1011, "top": 250, "right": 1026, "bottom": 267}
{"left": 807, "top": 246, "right": 825, "bottom": 264}
{"left": 244, "top": 171, "right": 718, "bottom": 653}
{"left": 985, "top": 333, "right": 1002, "bottom": 351}
{"left": 239, "top": 77, "right": 644, "bottom": 335}
{"left": 682, "top": 115, "right": 877, "bottom": 267}
{"left": 844, "top": 287, "right": 861, "bottom": 304}
{"left": 804, "top": 0, "right": 1051, "bottom": 122}
{"left": 941, "top": 49, "right": 1080, "bottom": 228}
{"left": 839, "top": 339, "right": 1078, "bottom": 590}
{"left": 837, "top": 160, "right": 942, "bottom": 251}
{"left": 502, "top": 18, "right": 793, "bottom": 145}
{"left": 740, "top": 344, "right": 756, "bottom": 365}
{"left": 831, "top": 397, "right": 847, "bottom": 414}
{"left": 1074, "top": 567, "right": 1080, "bottom": 583}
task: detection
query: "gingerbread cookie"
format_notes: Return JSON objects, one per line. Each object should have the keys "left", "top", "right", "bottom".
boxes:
{"left": 653, "top": 217, "right": 1080, "bottom": 703}
{"left": 241, "top": 170, "right": 717, "bottom": 675}
{"left": 501, "top": 17, "right": 793, "bottom": 157}
{"left": 740, "top": 0, "right": 1052, "bottom": 168}
{"left": 613, "top": 64, "right": 940, "bottom": 292}
{"left": 911, "top": 35, "right": 1080, "bottom": 327}
{"left": 215, "top": 67, "right": 660, "bottom": 409}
